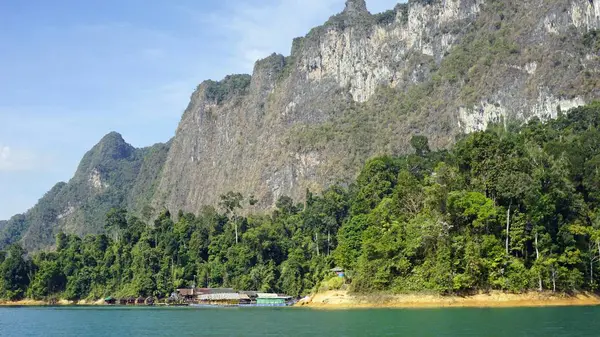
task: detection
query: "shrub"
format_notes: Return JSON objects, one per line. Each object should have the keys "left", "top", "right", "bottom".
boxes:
{"left": 319, "top": 276, "right": 345, "bottom": 292}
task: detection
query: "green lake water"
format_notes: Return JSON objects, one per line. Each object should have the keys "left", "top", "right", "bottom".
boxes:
{"left": 1, "top": 306, "right": 599, "bottom": 336}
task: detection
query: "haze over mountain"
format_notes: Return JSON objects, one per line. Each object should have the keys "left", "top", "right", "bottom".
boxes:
{"left": 2, "top": 0, "right": 600, "bottom": 251}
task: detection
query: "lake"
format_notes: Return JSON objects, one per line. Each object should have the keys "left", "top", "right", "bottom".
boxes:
{"left": 0, "top": 306, "right": 599, "bottom": 336}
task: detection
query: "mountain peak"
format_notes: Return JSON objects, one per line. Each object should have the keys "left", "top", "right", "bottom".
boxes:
{"left": 99, "top": 131, "right": 125, "bottom": 144}
{"left": 89, "top": 131, "right": 135, "bottom": 163}
{"left": 343, "top": 0, "right": 368, "bottom": 14}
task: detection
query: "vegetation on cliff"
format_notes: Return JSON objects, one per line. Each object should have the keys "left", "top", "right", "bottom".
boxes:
{"left": 2, "top": 103, "right": 600, "bottom": 300}
{"left": 0, "top": 134, "right": 171, "bottom": 252}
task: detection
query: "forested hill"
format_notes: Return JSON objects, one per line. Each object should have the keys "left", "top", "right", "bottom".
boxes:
{"left": 0, "top": 133, "right": 171, "bottom": 252}
{"left": 2, "top": 102, "right": 600, "bottom": 301}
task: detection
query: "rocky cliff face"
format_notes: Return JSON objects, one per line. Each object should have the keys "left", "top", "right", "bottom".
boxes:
{"left": 154, "top": 0, "right": 600, "bottom": 214}
{"left": 455, "top": 0, "right": 600, "bottom": 132}
{"left": 3, "top": 0, "right": 600, "bottom": 250}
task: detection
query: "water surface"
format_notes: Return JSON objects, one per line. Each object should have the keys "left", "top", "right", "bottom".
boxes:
{"left": 0, "top": 306, "right": 598, "bottom": 336}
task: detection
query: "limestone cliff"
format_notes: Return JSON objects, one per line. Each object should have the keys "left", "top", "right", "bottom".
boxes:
{"left": 153, "top": 0, "right": 600, "bottom": 214}
{"left": 2, "top": 0, "right": 600, "bottom": 251}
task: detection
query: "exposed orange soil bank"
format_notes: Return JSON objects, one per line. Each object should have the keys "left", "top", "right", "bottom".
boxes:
{"left": 0, "top": 299, "right": 104, "bottom": 306}
{"left": 296, "top": 290, "right": 600, "bottom": 309}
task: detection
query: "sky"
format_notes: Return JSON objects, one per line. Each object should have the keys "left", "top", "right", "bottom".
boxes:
{"left": 0, "top": 0, "right": 401, "bottom": 220}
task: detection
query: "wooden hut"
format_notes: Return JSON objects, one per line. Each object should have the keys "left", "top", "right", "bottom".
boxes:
{"left": 238, "top": 293, "right": 252, "bottom": 305}
{"left": 145, "top": 297, "right": 155, "bottom": 306}
{"left": 136, "top": 297, "right": 145, "bottom": 305}
{"left": 119, "top": 298, "right": 127, "bottom": 305}
{"left": 239, "top": 291, "right": 257, "bottom": 304}
{"left": 256, "top": 293, "right": 293, "bottom": 306}
{"left": 104, "top": 296, "right": 116, "bottom": 305}
{"left": 177, "top": 288, "right": 196, "bottom": 300}
{"left": 197, "top": 293, "right": 241, "bottom": 306}
{"left": 127, "top": 297, "right": 136, "bottom": 305}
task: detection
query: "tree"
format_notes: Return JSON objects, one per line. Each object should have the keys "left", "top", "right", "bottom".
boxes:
{"left": 219, "top": 192, "right": 244, "bottom": 244}
{"left": 447, "top": 191, "right": 498, "bottom": 232}
{"left": 351, "top": 157, "right": 399, "bottom": 215}
{"left": 28, "top": 259, "right": 66, "bottom": 299}
{"left": 0, "top": 244, "right": 31, "bottom": 300}
{"left": 411, "top": 135, "right": 431, "bottom": 156}
{"left": 570, "top": 213, "right": 600, "bottom": 289}
{"left": 105, "top": 208, "right": 128, "bottom": 243}
{"left": 334, "top": 215, "right": 369, "bottom": 270}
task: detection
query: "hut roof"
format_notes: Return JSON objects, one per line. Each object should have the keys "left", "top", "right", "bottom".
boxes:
{"left": 258, "top": 293, "right": 292, "bottom": 299}
{"left": 239, "top": 291, "right": 258, "bottom": 297}
{"left": 198, "top": 293, "right": 241, "bottom": 301}
{"left": 177, "top": 288, "right": 195, "bottom": 296}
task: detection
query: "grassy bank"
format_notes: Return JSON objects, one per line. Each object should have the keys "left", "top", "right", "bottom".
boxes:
{"left": 296, "top": 291, "right": 600, "bottom": 309}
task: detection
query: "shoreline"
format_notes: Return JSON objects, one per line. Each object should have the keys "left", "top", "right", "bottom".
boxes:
{"left": 295, "top": 290, "right": 600, "bottom": 309}
{"left": 4, "top": 291, "right": 600, "bottom": 309}
{"left": 0, "top": 299, "right": 105, "bottom": 307}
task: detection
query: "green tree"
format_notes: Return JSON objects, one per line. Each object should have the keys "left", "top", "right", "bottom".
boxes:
{"left": 28, "top": 259, "right": 66, "bottom": 299}
{"left": 411, "top": 135, "right": 431, "bottom": 156}
{"left": 105, "top": 208, "right": 128, "bottom": 243}
{"left": 219, "top": 192, "right": 244, "bottom": 244}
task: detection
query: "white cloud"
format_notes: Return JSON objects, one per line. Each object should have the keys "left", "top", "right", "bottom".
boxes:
{"left": 0, "top": 146, "right": 9, "bottom": 161}
{"left": 0, "top": 144, "right": 37, "bottom": 172}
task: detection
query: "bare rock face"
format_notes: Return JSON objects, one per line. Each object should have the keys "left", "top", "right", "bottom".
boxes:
{"left": 344, "top": 0, "right": 368, "bottom": 14}
{"left": 153, "top": 0, "right": 600, "bottom": 214}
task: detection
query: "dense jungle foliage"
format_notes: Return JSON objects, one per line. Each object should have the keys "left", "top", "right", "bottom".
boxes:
{"left": 3, "top": 103, "right": 600, "bottom": 301}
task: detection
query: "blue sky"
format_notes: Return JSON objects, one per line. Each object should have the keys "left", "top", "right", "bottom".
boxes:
{"left": 0, "top": 0, "right": 400, "bottom": 220}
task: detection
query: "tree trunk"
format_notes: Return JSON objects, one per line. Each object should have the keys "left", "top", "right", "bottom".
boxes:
{"left": 327, "top": 230, "right": 331, "bottom": 256}
{"left": 535, "top": 232, "right": 540, "bottom": 260}
{"left": 506, "top": 204, "right": 511, "bottom": 255}
{"left": 315, "top": 233, "right": 320, "bottom": 256}
{"left": 552, "top": 268, "right": 556, "bottom": 293}
{"left": 235, "top": 221, "right": 238, "bottom": 244}
{"left": 171, "top": 257, "right": 174, "bottom": 284}
{"left": 591, "top": 258, "right": 594, "bottom": 285}
{"left": 535, "top": 232, "right": 542, "bottom": 291}
{"left": 589, "top": 244, "right": 594, "bottom": 285}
